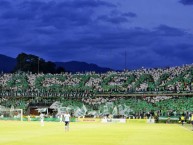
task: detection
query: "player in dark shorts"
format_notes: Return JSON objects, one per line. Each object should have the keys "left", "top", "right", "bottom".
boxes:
{"left": 65, "top": 121, "right": 69, "bottom": 126}
{"left": 63, "top": 112, "right": 71, "bottom": 131}
{"left": 180, "top": 115, "right": 185, "bottom": 126}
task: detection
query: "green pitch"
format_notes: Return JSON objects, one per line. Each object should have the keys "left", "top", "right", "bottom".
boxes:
{"left": 0, "top": 120, "right": 192, "bottom": 145}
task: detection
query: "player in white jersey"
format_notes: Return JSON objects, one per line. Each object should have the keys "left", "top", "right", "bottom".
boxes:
{"left": 63, "top": 112, "right": 70, "bottom": 131}
{"left": 60, "top": 114, "right": 63, "bottom": 122}
{"left": 40, "top": 113, "right": 44, "bottom": 126}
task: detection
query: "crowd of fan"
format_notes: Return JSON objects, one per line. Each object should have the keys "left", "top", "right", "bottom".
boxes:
{"left": 0, "top": 64, "right": 193, "bottom": 116}
{"left": 1, "top": 64, "right": 193, "bottom": 96}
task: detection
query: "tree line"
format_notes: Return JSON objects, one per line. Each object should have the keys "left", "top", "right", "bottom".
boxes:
{"left": 13, "top": 53, "right": 65, "bottom": 74}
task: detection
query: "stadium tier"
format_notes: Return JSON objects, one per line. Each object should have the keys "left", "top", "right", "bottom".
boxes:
{"left": 0, "top": 64, "right": 193, "bottom": 120}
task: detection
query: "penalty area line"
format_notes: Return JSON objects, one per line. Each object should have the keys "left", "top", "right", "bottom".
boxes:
{"left": 176, "top": 124, "right": 193, "bottom": 132}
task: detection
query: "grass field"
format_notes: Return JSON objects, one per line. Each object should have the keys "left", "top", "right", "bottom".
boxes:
{"left": 0, "top": 120, "right": 192, "bottom": 145}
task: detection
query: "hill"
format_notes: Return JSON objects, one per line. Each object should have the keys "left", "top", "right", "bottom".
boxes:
{"left": 55, "top": 61, "right": 112, "bottom": 73}
{"left": 0, "top": 54, "right": 16, "bottom": 73}
{"left": 0, "top": 54, "right": 113, "bottom": 73}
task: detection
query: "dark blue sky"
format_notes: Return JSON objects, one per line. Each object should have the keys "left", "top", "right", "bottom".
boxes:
{"left": 0, "top": 0, "right": 193, "bottom": 70}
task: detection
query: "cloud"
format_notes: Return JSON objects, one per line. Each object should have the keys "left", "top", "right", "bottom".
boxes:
{"left": 23, "top": 25, "right": 193, "bottom": 69}
{"left": 97, "top": 11, "right": 137, "bottom": 24}
{"left": 121, "top": 12, "right": 137, "bottom": 18}
{"left": 154, "top": 25, "right": 186, "bottom": 36}
{"left": 34, "top": 26, "right": 58, "bottom": 34}
{"left": 97, "top": 15, "right": 129, "bottom": 24}
{"left": 179, "top": 0, "right": 193, "bottom": 5}
{"left": 1, "top": 11, "right": 36, "bottom": 20}
{"left": 0, "top": 0, "right": 193, "bottom": 70}
{"left": 58, "top": 0, "right": 116, "bottom": 8}
{"left": 152, "top": 43, "right": 193, "bottom": 65}
{"left": 1, "top": 19, "right": 192, "bottom": 69}
{"left": 0, "top": 0, "right": 115, "bottom": 24}
{"left": 0, "top": 1, "right": 11, "bottom": 9}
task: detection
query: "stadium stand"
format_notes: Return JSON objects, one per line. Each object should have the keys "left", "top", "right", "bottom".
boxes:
{"left": 0, "top": 64, "right": 193, "bottom": 120}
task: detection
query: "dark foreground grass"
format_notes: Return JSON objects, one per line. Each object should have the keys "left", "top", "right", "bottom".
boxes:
{"left": 0, "top": 120, "right": 192, "bottom": 145}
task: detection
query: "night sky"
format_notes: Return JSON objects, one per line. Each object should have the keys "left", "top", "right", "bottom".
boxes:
{"left": 0, "top": 0, "right": 193, "bottom": 70}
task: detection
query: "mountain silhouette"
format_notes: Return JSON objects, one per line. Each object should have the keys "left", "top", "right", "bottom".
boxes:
{"left": 55, "top": 61, "right": 112, "bottom": 73}
{"left": 0, "top": 54, "right": 16, "bottom": 73}
{"left": 0, "top": 54, "right": 113, "bottom": 73}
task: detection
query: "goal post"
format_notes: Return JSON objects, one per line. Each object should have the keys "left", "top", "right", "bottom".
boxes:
{"left": 0, "top": 108, "right": 23, "bottom": 121}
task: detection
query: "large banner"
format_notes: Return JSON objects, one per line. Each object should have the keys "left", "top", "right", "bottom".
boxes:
{"left": 101, "top": 118, "right": 126, "bottom": 123}
{"left": 78, "top": 118, "right": 100, "bottom": 122}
